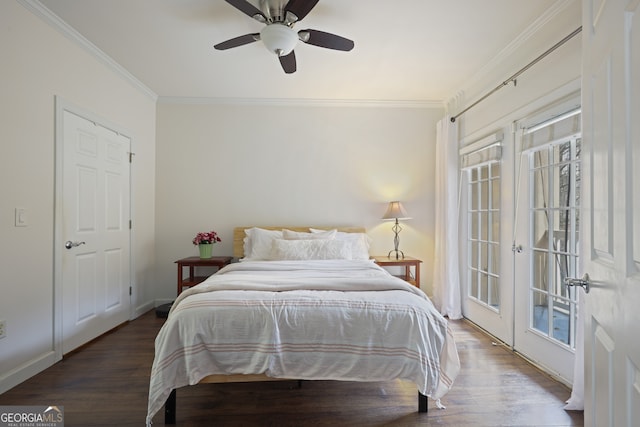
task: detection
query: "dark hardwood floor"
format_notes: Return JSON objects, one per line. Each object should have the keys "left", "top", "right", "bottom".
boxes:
{"left": 0, "top": 310, "right": 583, "bottom": 426}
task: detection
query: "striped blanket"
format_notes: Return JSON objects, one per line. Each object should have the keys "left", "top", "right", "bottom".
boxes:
{"left": 146, "top": 260, "right": 459, "bottom": 425}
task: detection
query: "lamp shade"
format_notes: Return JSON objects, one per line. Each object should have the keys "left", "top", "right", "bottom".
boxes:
{"left": 260, "top": 24, "right": 298, "bottom": 56}
{"left": 382, "top": 201, "right": 410, "bottom": 220}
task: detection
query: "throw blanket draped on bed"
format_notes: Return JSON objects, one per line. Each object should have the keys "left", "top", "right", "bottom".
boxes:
{"left": 146, "top": 260, "right": 459, "bottom": 424}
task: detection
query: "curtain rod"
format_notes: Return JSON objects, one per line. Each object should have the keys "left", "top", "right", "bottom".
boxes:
{"left": 450, "top": 26, "right": 582, "bottom": 123}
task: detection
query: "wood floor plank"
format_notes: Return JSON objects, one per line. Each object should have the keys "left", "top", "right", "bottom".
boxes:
{"left": 0, "top": 310, "right": 584, "bottom": 426}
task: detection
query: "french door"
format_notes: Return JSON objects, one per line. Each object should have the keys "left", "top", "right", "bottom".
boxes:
{"left": 513, "top": 104, "right": 581, "bottom": 383}
{"left": 460, "top": 132, "right": 513, "bottom": 345}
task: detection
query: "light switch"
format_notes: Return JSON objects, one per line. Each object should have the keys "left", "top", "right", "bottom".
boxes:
{"left": 15, "top": 208, "right": 27, "bottom": 227}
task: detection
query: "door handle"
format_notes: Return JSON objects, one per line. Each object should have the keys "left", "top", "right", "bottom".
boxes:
{"left": 564, "top": 273, "right": 590, "bottom": 293}
{"left": 65, "top": 240, "right": 86, "bottom": 250}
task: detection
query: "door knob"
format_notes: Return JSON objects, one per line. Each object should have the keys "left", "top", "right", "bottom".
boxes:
{"left": 65, "top": 240, "right": 86, "bottom": 250}
{"left": 564, "top": 273, "right": 590, "bottom": 293}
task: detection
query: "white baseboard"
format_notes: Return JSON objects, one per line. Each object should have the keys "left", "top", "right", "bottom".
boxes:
{"left": 133, "top": 300, "right": 156, "bottom": 319}
{"left": 0, "top": 351, "right": 58, "bottom": 394}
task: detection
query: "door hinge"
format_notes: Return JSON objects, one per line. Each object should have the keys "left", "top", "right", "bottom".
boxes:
{"left": 129, "top": 220, "right": 132, "bottom": 230}
{"left": 128, "top": 152, "right": 135, "bottom": 163}
{"left": 129, "top": 286, "right": 132, "bottom": 296}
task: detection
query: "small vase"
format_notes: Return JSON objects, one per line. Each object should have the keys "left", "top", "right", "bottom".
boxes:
{"left": 198, "top": 243, "right": 213, "bottom": 259}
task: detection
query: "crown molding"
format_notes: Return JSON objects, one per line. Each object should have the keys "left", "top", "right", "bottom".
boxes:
{"left": 157, "top": 96, "right": 444, "bottom": 109}
{"left": 20, "top": 0, "right": 158, "bottom": 102}
{"left": 445, "top": 0, "right": 579, "bottom": 105}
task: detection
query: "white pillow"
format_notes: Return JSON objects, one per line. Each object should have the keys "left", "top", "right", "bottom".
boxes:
{"left": 270, "top": 239, "right": 352, "bottom": 261}
{"left": 243, "top": 228, "right": 284, "bottom": 260}
{"left": 283, "top": 229, "right": 336, "bottom": 240}
{"left": 310, "top": 229, "right": 371, "bottom": 260}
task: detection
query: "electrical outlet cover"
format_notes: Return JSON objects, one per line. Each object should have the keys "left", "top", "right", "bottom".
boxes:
{"left": 15, "top": 208, "right": 28, "bottom": 227}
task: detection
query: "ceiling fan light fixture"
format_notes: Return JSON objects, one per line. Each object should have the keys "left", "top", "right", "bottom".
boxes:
{"left": 260, "top": 24, "right": 298, "bottom": 56}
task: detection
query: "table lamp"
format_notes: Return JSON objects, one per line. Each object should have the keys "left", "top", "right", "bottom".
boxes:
{"left": 382, "top": 201, "right": 411, "bottom": 259}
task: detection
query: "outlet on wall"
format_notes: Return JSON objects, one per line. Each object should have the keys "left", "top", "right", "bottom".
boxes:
{"left": 0, "top": 319, "right": 5, "bottom": 339}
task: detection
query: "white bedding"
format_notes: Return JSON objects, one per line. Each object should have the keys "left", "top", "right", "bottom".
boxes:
{"left": 146, "top": 260, "right": 459, "bottom": 424}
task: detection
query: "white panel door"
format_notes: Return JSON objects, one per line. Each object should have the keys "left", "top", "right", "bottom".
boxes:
{"left": 581, "top": 0, "right": 640, "bottom": 425}
{"left": 61, "top": 110, "right": 130, "bottom": 354}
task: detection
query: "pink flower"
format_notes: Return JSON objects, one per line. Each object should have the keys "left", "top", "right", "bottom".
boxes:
{"left": 192, "top": 230, "right": 222, "bottom": 245}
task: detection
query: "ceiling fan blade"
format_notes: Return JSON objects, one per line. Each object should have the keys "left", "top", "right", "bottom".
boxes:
{"left": 224, "top": 0, "right": 266, "bottom": 22}
{"left": 299, "top": 29, "right": 354, "bottom": 51}
{"left": 279, "top": 51, "right": 297, "bottom": 74}
{"left": 284, "top": 0, "right": 319, "bottom": 22}
{"left": 214, "top": 33, "right": 260, "bottom": 50}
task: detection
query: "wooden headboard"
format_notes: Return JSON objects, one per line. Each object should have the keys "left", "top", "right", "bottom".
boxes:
{"left": 233, "top": 226, "right": 366, "bottom": 258}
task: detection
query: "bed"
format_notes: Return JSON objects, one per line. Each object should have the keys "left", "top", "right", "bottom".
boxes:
{"left": 146, "top": 227, "right": 460, "bottom": 426}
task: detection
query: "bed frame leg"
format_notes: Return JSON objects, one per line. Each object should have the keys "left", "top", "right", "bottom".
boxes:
{"left": 418, "top": 392, "right": 428, "bottom": 413}
{"left": 165, "top": 389, "right": 176, "bottom": 424}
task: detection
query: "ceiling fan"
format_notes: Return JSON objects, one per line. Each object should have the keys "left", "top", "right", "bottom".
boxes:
{"left": 214, "top": 0, "right": 355, "bottom": 74}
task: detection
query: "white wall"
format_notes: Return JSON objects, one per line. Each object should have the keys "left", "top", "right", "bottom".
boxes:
{"left": 155, "top": 101, "right": 443, "bottom": 300}
{"left": 0, "top": 1, "right": 157, "bottom": 392}
{"left": 453, "top": 0, "right": 582, "bottom": 139}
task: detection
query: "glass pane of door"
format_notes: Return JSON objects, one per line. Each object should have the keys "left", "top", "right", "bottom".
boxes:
{"left": 467, "top": 162, "right": 501, "bottom": 311}
{"left": 528, "top": 138, "right": 581, "bottom": 348}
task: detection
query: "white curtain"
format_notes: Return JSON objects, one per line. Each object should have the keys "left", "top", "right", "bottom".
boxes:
{"left": 564, "top": 288, "right": 585, "bottom": 409}
{"left": 564, "top": 187, "right": 585, "bottom": 410}
{"left": 432, "top": 116, "right": 462, "bottom": 319}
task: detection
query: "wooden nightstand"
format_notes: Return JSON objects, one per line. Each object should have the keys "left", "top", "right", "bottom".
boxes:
{"left": 372, "top": 255, "right": 422, "bottom": 288}
{"left": 175, "top": 256, "right": 233, "bottom": 296}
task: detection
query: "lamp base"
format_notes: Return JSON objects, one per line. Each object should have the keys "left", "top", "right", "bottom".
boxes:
{"left": 388, "top": 218, "right": 404, "bottom": 259}
{"left": 387, "top": 249, "right": 405, "bottom": 260}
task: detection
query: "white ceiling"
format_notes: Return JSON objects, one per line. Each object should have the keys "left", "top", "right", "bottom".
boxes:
{"left": 36, "top": 0, "right": 557, "bottom": 103}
